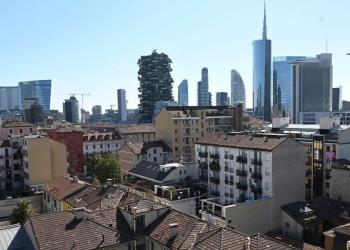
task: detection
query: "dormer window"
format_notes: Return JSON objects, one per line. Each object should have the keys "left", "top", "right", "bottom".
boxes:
{"left": 135, "top": 215, "right": 145, "bottom": 230}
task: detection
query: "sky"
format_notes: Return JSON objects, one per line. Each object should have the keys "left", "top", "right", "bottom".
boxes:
{"left": 0, "top": 0, "right": 349, "bottom": 112}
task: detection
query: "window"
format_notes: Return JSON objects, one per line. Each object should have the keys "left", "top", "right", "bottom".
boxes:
{"left": 85, "top": 146, "right": 88, "bottom": 150}
{"left": 265, "top": 182, "right": 270, "bottom": 190}
{"left": 196, "top": 120, "right": 198, "bottom": 124}
{"left": 154, "top": 157, "right": 157, "bottom": 162}
{"left": 116, "top": 144, "right": 119, "bottom": 148}
{"left": 154, "top": 149, "right": 157, "bottom": 154}
{"left": 20, "top": 129, "right": 23, "bottom": 133}
{"left": 265, "top": 153, "right": 270, "bottom": 161}
{"left": 9, "top": 129, "right": 12, "bottom": 134}
{"left": 151, "top": 241, "right": 155, "bottom": 250}
{"left": 201, "top": 123, "right": 203, "bottom": 128}
{"left": 30, "top": 128, "right": 33, "bottom": 132}
{"left": 100, "top": 145, "right": 103, "bottom": 149}
{"left": 284, "top": 222, "right": 290, "bottom": 228}
{"left": 93, "top": 145, "right": 95, "bottom": 149}
{"left": 107, "top": 144, "right": 110, "bottom": 148}
{"left": 175, "top": 147, "right": 178, "bottom": 152}
{"left": 326, "top": 182, "right": 330, "bottom": 188}
{"left": 265, "top": 167, "right": 270, "bottom": 176}
{"left": 196, "top": 129, "right": 198, "bottom": 133}
{"left": 135, "top": 215, "right": 145, "bottom": 229}
{"left": 184, "top": 170, "right": 186, "bottom": 175}
{"left": 174, "top": 121, "right": 177, "bottom": 125}
{"left": 54, "top": 200, "right": 57, "bottom": 208}
{"left": 175, "top": 138, "right": 178, "bottom": 143}
{"left": 326, "top": 193, "right": 329, "bottom": 197}
{"left": 179, "top": 170, "right": 182, "bottom": 175}
{"left": 175, "top": 129, "right": 178, "bottom": 134}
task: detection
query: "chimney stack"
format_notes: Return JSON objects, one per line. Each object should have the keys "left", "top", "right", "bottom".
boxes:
{"left": 169, "top": 223, "right": 178, "bottom": 238}
{"left": 75, "top": 208, "right": 85, "bottom": 220}
{"left": 106, "top": 179, "right": 112, "bottom": 187}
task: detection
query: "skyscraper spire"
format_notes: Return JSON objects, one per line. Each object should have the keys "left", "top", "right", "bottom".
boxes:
{"left": 262, "top": 1, "right": 267, "bottom": 39}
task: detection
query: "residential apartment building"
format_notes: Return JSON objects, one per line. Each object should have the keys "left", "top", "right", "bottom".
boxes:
{"left": 0, "top": 140, "right": 13, "bottom": 192}
{"left": 329, "top": 159, "right": 350, "bottom": 202}
{"left": 83, "top": 132, "right": 123, "bottom": 159}
{"left": 271, "top": 116, "right": 350, "bottom": 200}
{"left": 119, "top": 140, "right": 172, "bottom": 172}
{"left": 47, "top": 125, "right": 84, "bottom": 174}
{"left": 195, "top": 132, "right": 305, "bottom": 235}
{"left": 22, "top": 136, "right": 67, "bottom": 188}
{"left": 0, "top": 121, "right": 37, "bottom": 141}
{"left": 155, "top": 104, "right": 243, "bottom": 162}
{"left": 115, "top": 124, "right": 155, "bottom": 144}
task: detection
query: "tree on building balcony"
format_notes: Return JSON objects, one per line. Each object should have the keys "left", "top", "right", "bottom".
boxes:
{"left": 137, "top": 50, "right": 174, "bottom": 122}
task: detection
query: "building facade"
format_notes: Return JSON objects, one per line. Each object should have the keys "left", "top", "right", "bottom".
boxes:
{"left": 216, "top": 92, "right": 229, "bottom": 106}
{"left": 196, "top": 132, "right": 305, "bottom": 235}
{"left": 197, "top": 68, "right": 209, "bottom": 106}
{"left": 231, "top": 69, "right": 246, "bottom": 110}
{"left": 18, "top": 80, "right": 51, "bottom": 113}
{"left": 252, "top": 3, "right": 272, "bottom": 122}
{"left": 48, "top": 125, "right": 84, "bottom": 174}
{"left": 155, "top": 104, "right": 243, "bottom": 162}
{"left": 178, "top": 80, "right": 188, "bottom": 106}
{"left": 0, "top": 87, "right": 19, "bottom": 110}
{"left": 290, "top": 53, "right": 333, "bottom": 124}
{"left": 272, "top": 56, "right": 306, "bottom": 114}
{"left": 332, "top": 86, "right": 342, "bottom": 111}
{"left": 63, "top": 96, "right": 80, "bottom": 123}
{"left": 117, "top": 89, "right": 127, "bottom": 122}
{"left": 115, "top": 124, "right": 155, "bottom": 144}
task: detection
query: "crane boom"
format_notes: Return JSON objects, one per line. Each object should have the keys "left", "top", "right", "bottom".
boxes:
{"left": 69, "top": 93, "right": 90, "bottom": 110}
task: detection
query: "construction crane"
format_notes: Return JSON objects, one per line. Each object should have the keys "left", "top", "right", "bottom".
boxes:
{"left": 69, "top": 93, "right": 90, "bottom": 110}
{"left": 107, "top": 105, "right": 115, "bottom": 110}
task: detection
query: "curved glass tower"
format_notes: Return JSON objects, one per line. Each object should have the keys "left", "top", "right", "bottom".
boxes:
{"left": 253, "top": 2, "right": 271, "bottom": 121}
{"left": 231, "top": 69, "right": 246, "bottom": 110}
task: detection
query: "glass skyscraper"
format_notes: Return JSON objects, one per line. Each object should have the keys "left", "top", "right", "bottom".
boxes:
{"left": 252, "top": 2, "right": 271, "bottom": 121}
{"left": 18, "top": 80, "right": 52, "bottom": 113}
{"left": 231, "top": 69, "right": 246, "bottom": 110}
{"left": 178, "top": 80, "right": 188, "bottom": 106}
{"left": 0, "top": 87, "right": 20, "bottom": 110}
{"left": 197, "top": 68, "right": 209, "bottom": 106}
{"left": 272, "top": 56, "right": 306, "bottom": 113}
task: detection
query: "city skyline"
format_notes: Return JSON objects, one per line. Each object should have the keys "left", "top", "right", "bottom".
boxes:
{"left": 0, "top": 1, "right": 349, "bottom": 112}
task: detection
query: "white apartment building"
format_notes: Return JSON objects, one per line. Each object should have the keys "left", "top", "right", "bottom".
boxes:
{"left": 195, "top": 132, "right": 305, "bottom": 235}
{"left": 83, "top": 132, "right": 123, "bottom": 158}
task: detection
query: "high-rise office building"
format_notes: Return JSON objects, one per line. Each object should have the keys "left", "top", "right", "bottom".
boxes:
{"left": 178, "top": 80, "right": 188, "bottom": 106}
{"left": 252, "top": 2, "right": 272, "bottom": 121}
{"left": 332, "top": 86, "right": 342, "bottom": 111}
{"left": 18, "top": 80, "right": 52, "bottom": 113}
{"left": 216, "top": 92, "right": 229, "bottom": 106}
{"left": 208, "top": 92, "right": 212, "bottom": 106}
{"left": 92, "top": 105, "right": 102, "bottom": 116}
{"left": 117, "top": 89, "right": 127, "bottom": 122}
{"left": 272, "top": 57, "right": 306, "bottom": 114}
{"left": 290, "top": 53, "right": 333, "bottom": 123}
{"left": 63, "top": 96, "right": 80, "bottom": 123}
{"left": 0, "top": 87, "right": 20, "bottom": 110}
{"left": 230, "top": 69, "right": 246, "bottom": 110}
{"left": 197, "top": 68, "right": 209, "bottom": 105}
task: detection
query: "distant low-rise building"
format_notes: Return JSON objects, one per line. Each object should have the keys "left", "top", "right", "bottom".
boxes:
{"left": 0, "top": 121, "right": 37, "bottom": 141}
{"left": 83, "top": 132, "right": 123, "bottom": 159}
{"left": 115, "top": 123, "right": 155, "bottom": 144}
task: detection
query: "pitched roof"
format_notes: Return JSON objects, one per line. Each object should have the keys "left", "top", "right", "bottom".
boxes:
{"left": 0, "top": 140, "right": 10, "bottom": 148}
{"left": 48, "top": 125, "right": 84, "bottom": 133}
{"left": 332, "top": 222, "right": 350, "bottom": 236}
{"left": 1, "top": 121, "right": 36, "bottom": 128}
{"left": 265, "top": 231, "right": 323, "bottom": 250}
{"left": 250, "top": 234, "right": 299, "bottom": 249}
{"left": 128, "top": 160, "right": 175, "bottom": 182}
{"left": 0, "top": 224, "right": 35, "bottom": 250}
{"left": 332, "top": 158, "right": 350, "bottom": 170}
{"left": 42, "top": 175, "right": 88, "bottom": 201}
{"left": 28, "top": 210, "right": 127, "bottom": 250}
{"left": 196, "top": 133, "right": 289, "bottom": 151}
{"left": 127, "top": 140, "right": 172, "bottom": 155}
{"left": 120, "top": 198, "right": 167, "bottom": 214}
{"left": 116, "top": 124, "right": 155, "bottom": 134}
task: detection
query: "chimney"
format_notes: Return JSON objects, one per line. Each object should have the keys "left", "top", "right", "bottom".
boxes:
{"left": 106, "top": 179, "right": 112, "bottom": 187}
{"left": 75, "top": 208, "right": 85, "bottom": 220}
{"left": 169, "top": 223, "right": 178, "bottom": 238}
{"left": 73, "top": 176, "right": 78, "bottom": 182}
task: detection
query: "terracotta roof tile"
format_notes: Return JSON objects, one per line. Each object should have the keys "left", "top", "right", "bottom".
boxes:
{"left": 265, "top": 231, "right": 323, "bottom": 250}
{"left": 42, "top": 175, "right": 88, "bottom": 201}
{"left": 2, "top": 121, "right": 36, "bottom": 128}
{"left": 49, "top": 125, "right": 84, "bottom": 133}
{"left": 197, "top": 132, "right": 289, "bottom": 151}
{"left": 64, "top": 186, "right": 96, "bottom": 208}
{"left": 332, "top": 222, "right": 350, "bottom": 236}
{"left": 120, "top": 199, "right": 167, "bottom": 214}
{"left": 126, "top": 140, "right": 172, "bottom": 155}
{"left": 0, "top": 140, "right": 11, "bottom": 148}
{"left": 116, "top": 124, "right": 155, "bottom": 134}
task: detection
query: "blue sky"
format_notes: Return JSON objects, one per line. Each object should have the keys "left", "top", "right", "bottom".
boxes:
{"left": 0, "top": 0, "right": 349, "bottom": 112}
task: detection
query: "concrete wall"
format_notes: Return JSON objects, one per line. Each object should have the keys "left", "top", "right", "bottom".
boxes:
{"left": 271, "top": 138, "right": 305, "bottom": 233}
{"left": 1, "top": 126, "right": 36, "bottom": 141}
{"left": 330, "top": 167, "right": 350, "bottom": 202}
{"left": 119, "top": 144, "right": 135, "bottom": 172}
{"left": 0, "top": 195, "right": 42, "bottom": 218}
{"left": 153, "top": 196, "right": 196, "bottom": 214}
{"left": 49, "top": 139, "right": 67, "bottom": 180}
{"left": 280, "top": 210, "right": 303, "bottom": 241}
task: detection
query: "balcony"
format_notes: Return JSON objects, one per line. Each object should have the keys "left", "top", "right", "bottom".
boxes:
{"left": 209, "top": 161, "right": 221, "bottom": 172}
{"left": 326, "top": 175, "right": 331, "bottom": 180}
{"left": 236, "top": 170, "right": 247, "bottom": 177}
{"left": 305, "top": 183, "right": 312, "bottom": 189}
{"left": 251, "top": 159, "right": 262, "bottom": 165}
{"left": 224, "top": 166, "right": 229, "bottom": 172}
{"left": 229, "top": 155, "right": 234, "bottom": 160}
{"left": 251, "top": 172, "right": 262, "bottom": 180}
{"left": 225, "top": 192, "right": 229, "bottom": 197}
{"left": 184, "top": 133, "right": 191, "bottom": 137}
{"left": 230, "top": 193, "right": 234, "bottom": 199}
{"left": 210, "top": 191, "right": 220, "bottom": 197}
{"left": 199, "top": 175, "right": 208, "bottom": 181}
{"left": 184, "top": 150, "right": 191, "bottom": 154}
{"left": 224, "top": 179, "right": 229, "bottom": 185}
{"left": 236, "top": 182, "right": 248, "bottom": 190}
{"left": 236, "top": 195, "right": 247, "bottom": 203}
{"left": 184, "top": 123, "right": 191, "bottom": 127}
{"left": 198, "top": 163, "right": 208, "bottom": 170}
{"left": 210, "top": 177, "right": 220, "bottom": 184}
{"left": 305, "top": 170, "right": 312, "bottom": 178}
{"left": 210, "top": 154, "right": 220, "bottom": 160}
{"left": 236, "top": 155, "right": 247, "bottom": 163}
{"left": 230, "top": 180, "right": 234, "bottom": 186}
{"left": 0, "top": 155, "right": 10, "bottom": 159}
{"left": 250, "top": 185, "right": 263, "bottom": 194}
{"left": 224, "top": 155, "right": 229, "bottom": 159}
{"left": 198, "top": 152, "right": 208, "bottom": 158}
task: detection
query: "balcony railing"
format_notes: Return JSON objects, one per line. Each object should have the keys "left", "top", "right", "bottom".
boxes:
{"left": 251, "top": 172, "right": 262, "bottom": 180}
{"left": 210, "top": 191, "right": 220, "bottom": 197}
{"left": 236, "top": 155, "right": 247, "bottom": 163}
{"left": 198, "top": 152, "right": 208, "bottom": 157}
{"left": 236, "top": 182, "right": 248, "bottom": 190}
{"left": 229, "top": 154, "right": 234, "bottom": 160}
{"left": 230, "top": 180, "right": 234, "bottom": 186}
{"left": 224, "top": 166, "right": 229, "bottom": 172}
{"left": 225, "top": 192, "right": 229, "bottom": 197}
{"left": 198, "top": 163, "right": 208, "bottom": 170}
{"left": 184, "top": 133, "right": 191, "bottom": 137}
{"left": 210, "top": 154, "right": 220, "bottom": 160}
{"left": 209, "top": 162, "right": 221, "bottom": 172}
{"left": 251, "top": 159, "right": 262, "bottom": 165}
{"left": 224, "top": 179, "right": 229, "bottom": 185}
{"left": 236, "top": 170, "right": 247, "bottom": 177}
{"left": 210, "top": 177, "right": 220, "bottom": 184}
{"left": 250, "top": 185, "right": 263, "bottom": 194}
{"left": 184, "top": 123, "right": 191, "bottom": 127}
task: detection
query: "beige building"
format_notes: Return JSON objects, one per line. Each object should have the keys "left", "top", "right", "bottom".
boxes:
{"left": 119, "top": 140, "right": 172, "bottom": 172}
{"left": 22, "top": 136, "right": 67, "bottom": 188}
{"left": 329, "top": 159, "right": 350, "bottom": 202}
{"left": 155, "top": 104, "right": 243, "bottom": 162}
{"left": 115, "top": 124, "right": 155, "bottom": 144}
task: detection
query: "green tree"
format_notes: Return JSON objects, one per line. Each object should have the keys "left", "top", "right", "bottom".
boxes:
{"left": 9, "top": 200, "right": 38, "bottom": 225}
{"left": 85, "top": 154, "right": 103, "bottom": 177}
{"left": 95, "top": 154, "right": 121, "bottom": 185}
{"left": 137, "top": 50, "right": 174, "bottom": 122}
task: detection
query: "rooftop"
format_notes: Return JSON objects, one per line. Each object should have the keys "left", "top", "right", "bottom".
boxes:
{"left": 1, "top": 121, "right": 36, "bottom": 128}
{"left": 48, "top": 125, "right": 84, "bottom": 133}
{"left": 42, "top": 175, "right": 88, "bottom": 201}
{"left": 0, "top": 140, "right": 10, "bottom": 148}
{"left": 332, "top": 158, "right": 350, "bottom": 170}
{"left": 197, "top": 132, "right": 289, "bottom": 151}
{"left": 120, "top": 198, "right": 167, "bottom": 214}
{"left": 115, "top": 123, "right": 155, "bottom": 134}
{"left": 0, "top": 224, "right": 34, "bottom": 250}
{"left": 265, "top": 231, "right": 324, "bottom": 250}
{"left": 126, "top": 140, "right": 172, "bottom": 155}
